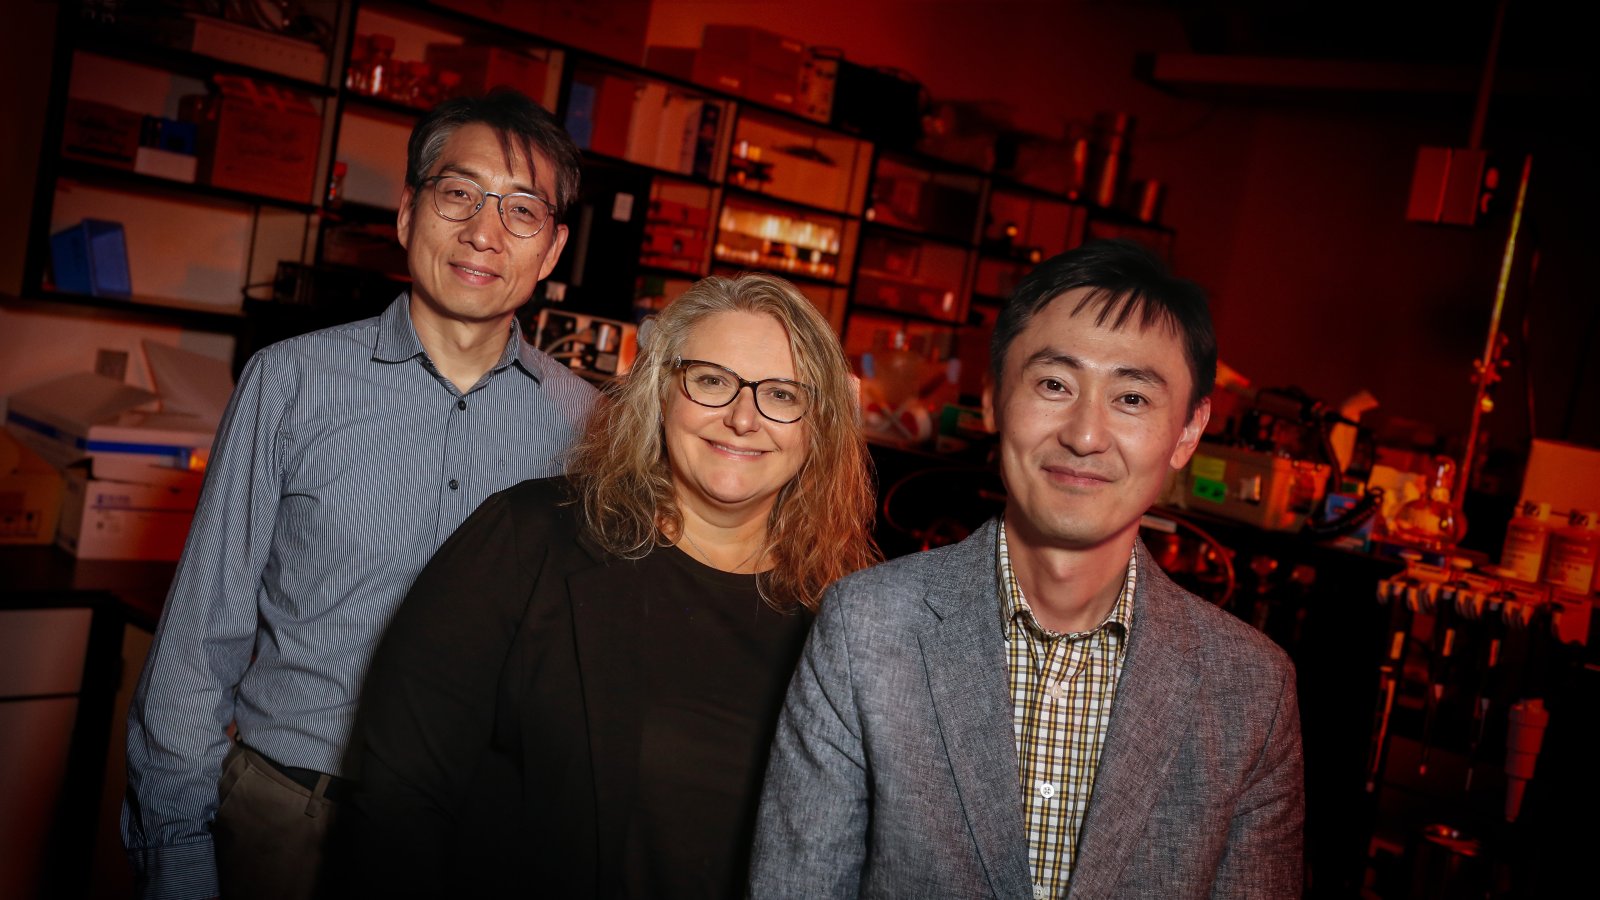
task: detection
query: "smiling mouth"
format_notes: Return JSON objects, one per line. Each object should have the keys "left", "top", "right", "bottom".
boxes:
{"left": 1045, "top": 465, "right": 1113, "bottom": 484}
{"left": 710, "top": 441, "right": 765, "bottom": 458}
{"left": 453, "top": 263, "right": 498, "bottom": 278}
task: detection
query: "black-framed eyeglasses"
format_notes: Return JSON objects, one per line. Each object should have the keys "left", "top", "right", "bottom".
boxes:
{"left": 673, "top": 358, "right": 813, "bottom": 424}
{"left": 421, "top": 174, "right": 557, "bottom": 238}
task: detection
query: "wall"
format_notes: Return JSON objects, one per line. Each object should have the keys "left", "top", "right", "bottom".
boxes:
{"left": 646, "top": 0, "right": 1597, "bottom": 463}
{"left": 0, "top": 2, "right": 237, "bottom": 413}
{"left": 4, "top": 1, "right": 1590, "bottom": 461}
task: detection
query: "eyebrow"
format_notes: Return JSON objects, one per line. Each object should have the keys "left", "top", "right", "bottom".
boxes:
{"left": 684, "top": 359, "right": 804, "bottom": 384}
{"left": 436, "top": 163, "right": 540, "bottom": 197}
{"left": 1022, "top": 350, "right": 1169, "bottom": 389}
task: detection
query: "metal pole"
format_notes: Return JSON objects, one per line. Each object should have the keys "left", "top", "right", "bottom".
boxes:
{"left": 1456, "top": 154, "right": 1533, "bottom": 504}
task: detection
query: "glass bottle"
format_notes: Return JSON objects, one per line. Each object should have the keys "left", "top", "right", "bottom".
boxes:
{"left": 1390, "top": 455, "right": 1468, "bottom": 551}
{"left": 345, "top": 37, "right": 370, "bottom": 94}
{"left": 367, "top": 34, "right": 396, "bottom": 99}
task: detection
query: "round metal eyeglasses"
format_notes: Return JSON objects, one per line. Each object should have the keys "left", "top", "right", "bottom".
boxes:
{"left": 674, "top": 358, "right": 813, "bottom": 424}
{"left": 422, "top": 174, "right": 556, "bottom": 238}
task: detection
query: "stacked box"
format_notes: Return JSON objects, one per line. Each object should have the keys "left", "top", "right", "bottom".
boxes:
{"left": 702, "top": 25, "right": 803, "bottom": 110}
{"left": 61, "top": 100, "right": 143, "bottom": 168}
{"left": 183, "top": 75, "right": 322, "bottom": 203}
{"left": 57, "top": 463, "right": 203, "bottom": 561}
{"left": 642, "top": 199, "right": 710, "bottom": 272}
{"left": 0, "top": 431, "right": 63, "bottom": 546}
{"left": 434, "top": 0, "right": 648, "bottom": 64}
{"left": 424, "top": 43, "right": 548, "bottom": 101}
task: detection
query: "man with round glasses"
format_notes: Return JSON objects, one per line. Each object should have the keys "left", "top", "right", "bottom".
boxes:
{"left": 123, "top": 90, "right": 596, "bottom": 900}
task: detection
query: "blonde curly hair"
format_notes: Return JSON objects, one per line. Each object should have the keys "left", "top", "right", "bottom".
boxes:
{"left": 565, "top": 273, "right": 880, "bottom": 612}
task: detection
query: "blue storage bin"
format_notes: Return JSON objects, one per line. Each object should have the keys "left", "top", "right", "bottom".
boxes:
{"left": 50, "top": 219, "right": 132, "bottom": 298}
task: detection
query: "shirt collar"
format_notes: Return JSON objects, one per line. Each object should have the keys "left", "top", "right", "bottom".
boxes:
{"left": 372, "top": 292, "right": 541, "bottom": 384}
{"left": 996, "top": 520, "right": 1137, "bottom": 640}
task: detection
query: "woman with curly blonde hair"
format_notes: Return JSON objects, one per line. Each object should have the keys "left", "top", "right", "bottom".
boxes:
{"left": 341, "top": 273, "right": 880, "bottom": 898}
{"left": 567, "top": 272, "right": 878, "bottom": 609}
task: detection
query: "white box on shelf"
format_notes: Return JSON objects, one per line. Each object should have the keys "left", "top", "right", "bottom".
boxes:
{"left": 134, "top": 146, "right": 198, "bottom": 183}
{"left": 177, "top": 13, "right": 327, "bottom": 83}
{"left": 56, "top": 462, "right": 203, "bottom": 561}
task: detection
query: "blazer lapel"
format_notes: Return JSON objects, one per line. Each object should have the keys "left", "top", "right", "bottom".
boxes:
{"left": 566, "top": 549, "right": 646, "bottom": 862}
{"left": 1067, "top": 543, "right": 1201, "bottom": 897}
{"left": 919, "top": 521, "right": 1034, "bottom": 898}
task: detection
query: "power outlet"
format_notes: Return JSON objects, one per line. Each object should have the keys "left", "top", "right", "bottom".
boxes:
{"left": 95, "top": 348, "right": 129, "bottom": 381}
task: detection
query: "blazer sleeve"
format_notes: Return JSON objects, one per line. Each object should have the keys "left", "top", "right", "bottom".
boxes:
{"left": 336, "top": 490, "right": 538, "bottom": 895}
{"left": 1212, "top": 657, "right": 1306, "bottom": 898}
{"left": 749, "top": 582, "right": 870, "bottom": 899}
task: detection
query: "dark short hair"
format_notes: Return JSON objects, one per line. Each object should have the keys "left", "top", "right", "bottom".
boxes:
{"left": 989, "top": 239, "right": 1217, "bottom": 414}
{"left": 405, "top": 89, "right": 581, "bottom": 219}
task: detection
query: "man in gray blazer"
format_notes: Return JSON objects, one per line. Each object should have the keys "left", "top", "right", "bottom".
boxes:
{"left": 751, "top": 239, "right": 1304, "bottom": 899}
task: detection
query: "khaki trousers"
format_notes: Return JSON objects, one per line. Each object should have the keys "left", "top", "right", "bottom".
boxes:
{"left": 213, "top": 742, "right": 339, "bottom": 900}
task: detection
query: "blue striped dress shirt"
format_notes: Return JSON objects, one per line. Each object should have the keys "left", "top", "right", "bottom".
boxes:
{"left": 122, "top": 294, "right": 596, "bottom": 899}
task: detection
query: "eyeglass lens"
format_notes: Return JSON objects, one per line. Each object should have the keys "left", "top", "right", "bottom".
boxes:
{"left": 430, "top": 176, "right": 550, "bottom": 238}
{"left": 681, "top": 362, "right": 809, "bottom": 423}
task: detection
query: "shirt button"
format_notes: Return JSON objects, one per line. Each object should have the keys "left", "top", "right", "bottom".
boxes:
{"left": 1033, "top": 885, "right": 1047, "bottom": 899}
{"left": 457, "top": 399, "right": 467, "bottom": 410}
{"left": 1045, "top": 680, "right": 1066, "bottom": 701}
{"left": 1039, "top": 781, "right": 1056, "bottom": 800}
{"left": 448, "top": 478, "right": 460, "bottom": 490}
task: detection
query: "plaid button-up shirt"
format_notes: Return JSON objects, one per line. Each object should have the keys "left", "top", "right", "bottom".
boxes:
{"left": 998, "top": 522, "right": 1136, "bottom": 899}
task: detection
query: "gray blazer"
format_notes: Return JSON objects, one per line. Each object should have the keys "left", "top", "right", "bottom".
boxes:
{"left": 750, "top": 518, "right": 1304, "bottom": 899}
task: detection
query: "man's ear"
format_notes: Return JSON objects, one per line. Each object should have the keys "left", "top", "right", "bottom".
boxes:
{"left": 1170, "top": 397, "right": 1211, "bottom": 469}
{"left": 537, "top": 223, "right": 569, "bottom": 282}
{"left": 981, "top": 380, "right": 998, "bottom": 434}
{"left": 396, "top": 185, "right": 415, "bottom": 250}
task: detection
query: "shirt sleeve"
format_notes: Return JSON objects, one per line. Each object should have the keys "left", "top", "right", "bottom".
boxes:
{"left": 122, "top": 350, "right": 290, "bottom": 900}
{"left": 748, "top": 581, "right": 871, "bottom": 899}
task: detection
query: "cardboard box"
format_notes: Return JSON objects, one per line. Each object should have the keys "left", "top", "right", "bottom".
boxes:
{"left": 185, "top": 75, "right": 322, "bottom": 203}
{"left": 642, "top": 225, "right": 707, "bottom": 259}
{"left": 56, "top": 463, "right": 202, "bottom": 561}
{"left": 1519, "top": 438, "right": 1600, "bottom": 521}
{"left": 134, "top": 147, "right": 198, "bottom": 183}
{"left": 701, "top": 25, "right": 805, "bottom": 78}
{"left": 129, "top": 12, "right": 327, "bottom": 82}
{"left": 744, "top": 66, "right": 800, "bottom": 112}
{"left": 690, "top": 50, "right": 748, "bottom": 96}
{"left": 644, "top": 45, "right": 698, "bottom": 82}
{"left": 424, "top": 43, "right": 548, "bottom": 100}
{"left": 434, "top": 0, "right": 648, "bottom": 64}
{"left": 648, "top": 198, "right": 712, "bottom": 229}
{"left": 0, "top": 431, "right": 63, "bottom": 546}
{"left": 540, "top": 0, "right": 649, "bottom": 64}
{"left": 61, "top": 99, "right": 142, "bottom": 168}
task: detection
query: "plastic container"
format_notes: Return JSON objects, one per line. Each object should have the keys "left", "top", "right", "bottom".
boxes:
{"left": 1499, "top": 500, "right": 1553, "bottom": 583}
{"left": 50, "top": 219, "right": 132, "bottom": 298}
{"left": 1543, "top": 509, "right": 1599, "bottom": 593}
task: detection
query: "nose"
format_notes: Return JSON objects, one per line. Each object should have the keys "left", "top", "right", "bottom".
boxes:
{"left": 461, "top": 200, "right": 510, "bottom": 250}
{"left": 723, "top": 385, "right": 762, "bottom": 434}
{"left": 1057, "top": 396, "right": 1111, "bottom": 456}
